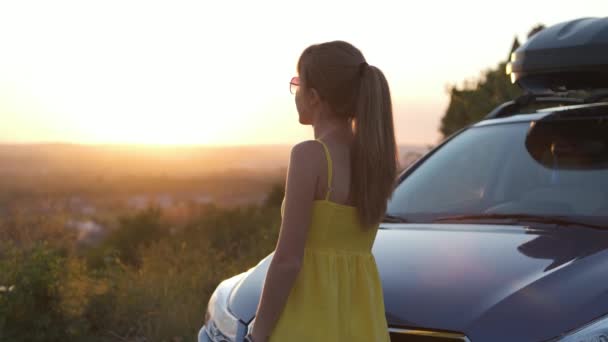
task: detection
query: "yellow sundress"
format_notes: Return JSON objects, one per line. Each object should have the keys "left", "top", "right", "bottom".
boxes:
{"left": 267, "top": 138, "right": 391, "bottom": 342}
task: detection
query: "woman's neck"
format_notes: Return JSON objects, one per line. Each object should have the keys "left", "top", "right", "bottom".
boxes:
{"left": 313, "top": 119, "right": 353, "bottom": 144}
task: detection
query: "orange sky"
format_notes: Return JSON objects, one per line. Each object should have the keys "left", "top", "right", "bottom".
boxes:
{"left": 0, "top": 1, "right": 605, "bottom": 146}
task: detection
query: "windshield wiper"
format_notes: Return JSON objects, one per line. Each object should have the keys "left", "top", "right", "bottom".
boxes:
{"left": 433, "top": 213, "right": 607, "bottom": 230}
{"left": 383, "top": 214, "right": 410, "bottom": 223}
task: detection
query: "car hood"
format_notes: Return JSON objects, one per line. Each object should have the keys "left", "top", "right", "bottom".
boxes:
{"left": 227, "top": 223, "right": 608, "bottom": 342}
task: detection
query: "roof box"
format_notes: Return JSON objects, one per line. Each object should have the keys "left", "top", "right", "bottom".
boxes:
{"left": 507, "top": 17, "right": 608, "bottom": 93}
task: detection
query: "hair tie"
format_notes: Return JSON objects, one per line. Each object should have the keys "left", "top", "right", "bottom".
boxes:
{"left": 359, "top": 61, "right": 368, "bottom": 76}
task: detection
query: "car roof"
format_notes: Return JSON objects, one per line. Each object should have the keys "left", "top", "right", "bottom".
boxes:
{"left": 474, "top": 101, "right": 608, "bottom": 127}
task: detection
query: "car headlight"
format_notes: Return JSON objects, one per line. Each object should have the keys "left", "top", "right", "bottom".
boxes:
{"left": 204, "top": 273, "right": 245, "bottom": 342}
{"left": 553, "top": 313, "right": 608, "bottom": 341}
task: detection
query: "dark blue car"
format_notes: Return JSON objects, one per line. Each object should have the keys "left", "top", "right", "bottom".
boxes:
{"left": 199, "top": 17, "right": 608, "bottom": 342}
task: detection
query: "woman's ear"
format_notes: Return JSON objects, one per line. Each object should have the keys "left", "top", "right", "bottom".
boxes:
{"left": 308, "top": 88, "right": 321, "bottom": 106}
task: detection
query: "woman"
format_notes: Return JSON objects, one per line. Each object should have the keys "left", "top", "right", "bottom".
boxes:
{"left": 246, "top": 40, "right": 398, "bottom": 342}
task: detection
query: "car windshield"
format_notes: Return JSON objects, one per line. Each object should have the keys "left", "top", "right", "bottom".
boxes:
{"left": 386, "top": 117, "right": 608, "bottom": 228}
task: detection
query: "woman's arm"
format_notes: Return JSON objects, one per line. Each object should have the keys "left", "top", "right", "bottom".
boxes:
{"left": 250, "top": 140, "right": 322, "bottom": 342}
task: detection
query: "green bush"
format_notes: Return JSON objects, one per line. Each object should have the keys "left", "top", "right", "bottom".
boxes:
{"left": 86, "top": 206, "right": 167, "bottom": 270}
{"left": 0, "top": 242, "right": 90, "bottom": 342}
{"left": 0, "top": 185, "right": 283, "bottom": 341}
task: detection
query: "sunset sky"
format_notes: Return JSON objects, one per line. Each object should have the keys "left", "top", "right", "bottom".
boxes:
{"left": 0, "top": 1, "right": 605, "bottom": 146}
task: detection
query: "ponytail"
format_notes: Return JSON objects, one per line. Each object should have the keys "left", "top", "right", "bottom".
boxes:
{"left": 351, "top": 64, "right": 398, "bottom": 230}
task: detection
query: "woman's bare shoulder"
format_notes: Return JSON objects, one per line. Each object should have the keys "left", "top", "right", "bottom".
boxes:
{"left": 289, "top": 140, "right": 324, "bottom": 160}
{"left": 287, "top": 140, "right": 325, "bottom": 177}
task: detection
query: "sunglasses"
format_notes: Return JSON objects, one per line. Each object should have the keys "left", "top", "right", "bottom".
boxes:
{"left": 289, "top": 76, "right": 300, "bottom": 95}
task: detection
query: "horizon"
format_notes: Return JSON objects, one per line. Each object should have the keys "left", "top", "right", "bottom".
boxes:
{"left": 0, "top": 141, "right": 433, "bottom": 148}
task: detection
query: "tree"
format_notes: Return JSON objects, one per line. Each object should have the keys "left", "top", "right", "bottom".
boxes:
{"left": 439, "top": 24, "right": 546, "bottom": 138}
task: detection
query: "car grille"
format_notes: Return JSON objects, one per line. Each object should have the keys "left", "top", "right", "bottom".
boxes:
{"left": 389, "top": 327, "right": 471, "bottom": 342}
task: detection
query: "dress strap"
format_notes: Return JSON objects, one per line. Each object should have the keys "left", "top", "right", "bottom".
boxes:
{"left": 315, "top": 139, "right": 333, "bottom": 200}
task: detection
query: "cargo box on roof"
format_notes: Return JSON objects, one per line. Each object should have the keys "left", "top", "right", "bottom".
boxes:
{"left": 507, "top": 17, "right": 608, "bottom": 93}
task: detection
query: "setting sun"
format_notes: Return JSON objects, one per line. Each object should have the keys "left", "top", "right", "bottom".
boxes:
{"left": 1, "top": 0, "right": 606, "bottom": 146}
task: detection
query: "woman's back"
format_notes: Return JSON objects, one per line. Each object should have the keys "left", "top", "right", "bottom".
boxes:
{"left": 314, "top": 136, "right": 354, "bottom": 206}
{"left": 270, "top": 138, "right": 390, "bottom": 341}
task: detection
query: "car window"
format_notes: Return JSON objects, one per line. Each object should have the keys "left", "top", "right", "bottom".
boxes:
{"left": 391, "top": 125, "right": 510, "bottom": 213}
{"left": 387, "top": 119, "right": 608, "bottom": 226}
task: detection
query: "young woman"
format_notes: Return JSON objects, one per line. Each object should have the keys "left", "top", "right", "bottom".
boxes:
{"left": 246, "top": 40, "right": 398, "bottom": 342}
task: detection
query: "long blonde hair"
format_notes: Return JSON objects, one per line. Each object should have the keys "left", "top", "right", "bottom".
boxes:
{"left": 297, "top": 41, "right": 398, "bottom": 230}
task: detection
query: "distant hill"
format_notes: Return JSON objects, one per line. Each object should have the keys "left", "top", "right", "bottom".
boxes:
{"left": 0, "top": 143, "right": 431, "bottom": 177}
{"left": 0, "top": 143, "right": 291, "bottom": 177}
